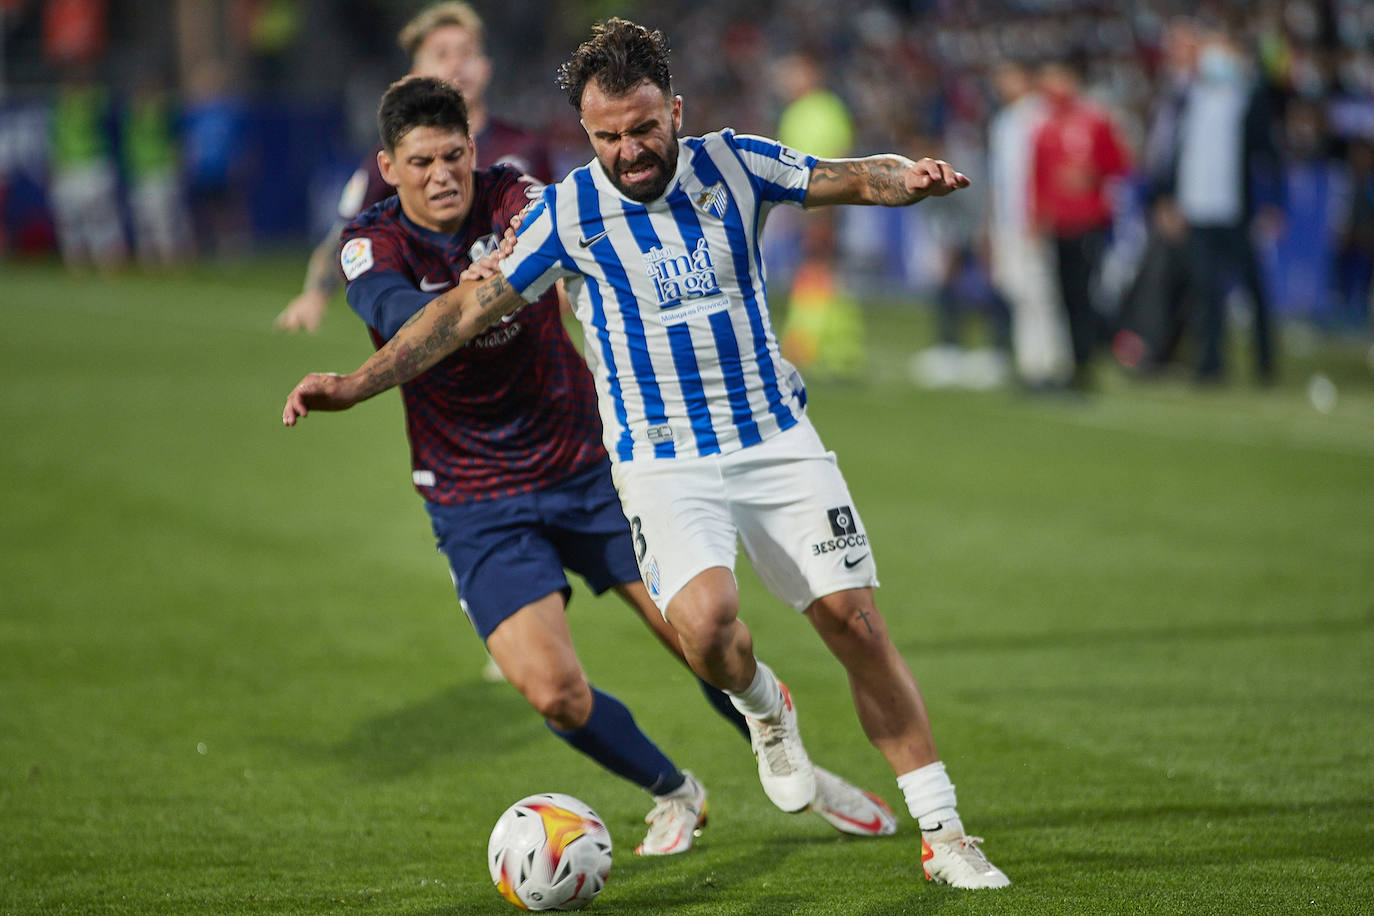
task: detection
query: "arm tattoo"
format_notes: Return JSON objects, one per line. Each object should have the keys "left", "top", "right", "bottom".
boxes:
{"left": 811, "top": 156, "right": 919, "bottom": 206}
{"left": 809, "top": 159, "right": 849, "bottom": 186}
{"left": 348, "top": 275, "right": 515, "bottom": 401}
{"left": 861, "top": 159, "right": 917, "bottom": 205}
{"left": 361, "top": 362, "right": 397, "bottom": 397}
{"left": 475, "top": 272, "right": 512, "bottom": 316}
{"left": 356, "top": 301, "right": 462, "bottom": 399}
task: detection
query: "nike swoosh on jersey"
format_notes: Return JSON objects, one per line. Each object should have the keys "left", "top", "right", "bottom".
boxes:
{"left": 419, "top": 277, "right": 452, "bottom": 293}
{"left": 577, "top": 229, "right": 609, "bottom": 248}
{"left": 843, "top": 553, "right": 869, "bottom": 569}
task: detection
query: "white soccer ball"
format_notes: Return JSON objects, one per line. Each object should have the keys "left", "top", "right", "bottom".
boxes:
{"left": 488, "top": 793, "right": 613, "bottom": 911}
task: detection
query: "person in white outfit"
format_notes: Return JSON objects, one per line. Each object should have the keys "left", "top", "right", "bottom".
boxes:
{"left": 986, "top": 60, "right": 1071, "bottom": 389}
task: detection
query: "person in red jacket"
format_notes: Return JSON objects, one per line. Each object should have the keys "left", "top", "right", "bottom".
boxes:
{"left": 1030, "top": 59, "right": 1131, "bottom": 390}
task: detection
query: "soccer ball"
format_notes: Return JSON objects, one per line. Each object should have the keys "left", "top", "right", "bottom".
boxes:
{"left": 488, "top": 793, "right": 613, "bottom": 911}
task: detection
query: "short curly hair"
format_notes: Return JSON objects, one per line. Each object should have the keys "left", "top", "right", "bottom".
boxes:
{"left": 555, "top": 18, "right": 672, "bottom": 111}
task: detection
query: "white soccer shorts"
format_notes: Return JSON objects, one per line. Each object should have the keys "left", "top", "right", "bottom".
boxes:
{"left": 610, "top": 416, "right": 879, "bottom": 615}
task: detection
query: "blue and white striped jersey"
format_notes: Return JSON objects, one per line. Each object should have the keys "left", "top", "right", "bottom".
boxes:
{"left": 499, "top": 129, "right": 818, "bottom": 463}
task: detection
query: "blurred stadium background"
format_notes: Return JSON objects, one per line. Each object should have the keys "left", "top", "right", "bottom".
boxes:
{"left": 2, "top": 0, "right": 1374, "bottom": 340}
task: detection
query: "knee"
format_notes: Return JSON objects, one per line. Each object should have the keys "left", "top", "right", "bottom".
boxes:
{"left": 667, "top": 596, "right": 739, "bottom": 657}
{"left": 523, "top": 672, "right": 592, "bottom": 730}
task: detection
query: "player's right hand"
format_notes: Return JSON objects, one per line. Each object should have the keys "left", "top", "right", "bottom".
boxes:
{"left": 282, "top": 372, "right": 357, "bottom": 426}
{"left": 907, "top": 158, "right": 969, "bottom": 198}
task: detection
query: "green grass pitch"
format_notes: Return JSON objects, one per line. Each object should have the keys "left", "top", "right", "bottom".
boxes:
{"left": 2, "top": 257, "right": 1372, "bottom": 914}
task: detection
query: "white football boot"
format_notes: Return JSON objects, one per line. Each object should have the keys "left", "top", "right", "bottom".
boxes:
{"left": 809, "top": 766, "right": 898, "bottom": 836}
{"left": 744, "top": 682, "right": 815, "bottom": 812}
{"left": 921, "top": 824, "right": 1011, "bottom": 888}
{"left": 636, "top": 770, "right": 708, "bottom": 855}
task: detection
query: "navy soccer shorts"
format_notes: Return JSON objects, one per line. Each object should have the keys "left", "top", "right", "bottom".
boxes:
{"left": 424, "top": 462, "right": 640, "bottom": 640}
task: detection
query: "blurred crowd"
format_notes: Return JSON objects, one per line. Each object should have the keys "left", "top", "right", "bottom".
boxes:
{"left": 2, "top": 0, "right": 1372, "bottom": 384}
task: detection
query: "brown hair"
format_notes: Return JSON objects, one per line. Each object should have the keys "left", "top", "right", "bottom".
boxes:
{"left": 397, "top": 2, "right": 484, "bottom": 59}
{"left": 555, "top": 18, "right": 672, "bottom": 111}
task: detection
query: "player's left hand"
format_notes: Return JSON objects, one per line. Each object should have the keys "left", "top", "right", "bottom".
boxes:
{"left": 908, "top": 158, "right": 969, "bottom": 199}
{"left": 282, "top": 372, "right": 359, "bottom": 426}
{"left": 275, "top": 289, "right": 329, "bottom": 333}
{"left": 460, "top": 204, "right": 529, "bottom": 282}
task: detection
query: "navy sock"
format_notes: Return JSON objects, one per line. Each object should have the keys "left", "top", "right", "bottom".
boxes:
{"left": 697, "top": 676, "right": 751, "bottom": 741}
{"left": 549, "top": 687, "right": 685, "bottom": 796}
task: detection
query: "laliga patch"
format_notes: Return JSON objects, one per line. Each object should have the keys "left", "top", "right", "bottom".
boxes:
{"left": 340, "top": 237, "right": 374, "bottom": 280}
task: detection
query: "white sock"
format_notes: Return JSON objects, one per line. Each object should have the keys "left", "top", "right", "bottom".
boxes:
{"left": 726, "top": 660, "right": 783, "bottom": 720}
{"left": 897, "top": 761, "right": 961, "bottom": 832}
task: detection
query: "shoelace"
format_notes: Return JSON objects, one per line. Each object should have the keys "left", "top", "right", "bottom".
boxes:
{"left": 644, "top": 798, "right": 681, "bottom": 826}
{"left": 950, "top": 835, "right": 994, "bottom": 871}
{"left": 756, "top": 722, "right": 801, "bottom": 775}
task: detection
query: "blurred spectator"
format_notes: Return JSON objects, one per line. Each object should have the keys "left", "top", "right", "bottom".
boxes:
{"left": 773, "top": 48, "right": 866, "bottom": 382}
{"left": 1335, "top": 138, "right": 1374, "bottom": 330}
{"left": 234, "top": 0, "right": 303, "bottom": 91}
{"left": 1117, "top": 15, "right": 1201, "bottom": 374}
{"left": 1265, "top": 97, "right": 1339, "bottom": 327}
{"left": 181, "top": 58, "right": 252, "bottom": 260}
{"left": 42, "top": 0, "right": 106, "bottom": 69}
{"left": 910, "top": 121, "right": 1012, "bottom": 391}
{"left": 1030, "top": 57, "right": 1133, "bottom": 391}
{"left": 122, "top": 75, "right": 193, "bottom": 268}
{"left": 7, "top": 0, "right": 1373, "bottom": 345}
{"left": 47, "top": 69, "right": 127, "bottom": 272}
{"left": 1174, "top": 28, "right": 1284, "bottom": 384}
{"left": 986, "top": 58, "right": 1070, "bottom": 389}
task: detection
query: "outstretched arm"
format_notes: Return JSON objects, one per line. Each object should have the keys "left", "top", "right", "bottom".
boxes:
{"left": 281, "top": 271, "right": 526, "bottom": 425}
{"left": 803, "top": 155, "right": 969, "bottom": 208}
{"left": 274, "top": 226, "right": 345, "bottom": 333}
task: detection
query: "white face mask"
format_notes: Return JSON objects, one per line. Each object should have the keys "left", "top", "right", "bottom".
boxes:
{"left": 1199, "top": 45, "right": 1245, "bottom": 85}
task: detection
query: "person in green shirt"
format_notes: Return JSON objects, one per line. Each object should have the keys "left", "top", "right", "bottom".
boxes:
{"left": 773, "top": 50, "right": 866, "bottom": 382}
{"left": 48, "top": 72, "right": 127, "bottom": 271}
{"left": 122, "top": 78, "right": 193, "bottom": 268}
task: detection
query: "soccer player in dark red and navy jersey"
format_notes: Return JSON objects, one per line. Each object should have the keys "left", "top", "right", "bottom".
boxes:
{"left": 275, "top": 2, "right": 552, "bottom": 333}
{"left": 305, "top": 74, "right": 898, "bottom": 856}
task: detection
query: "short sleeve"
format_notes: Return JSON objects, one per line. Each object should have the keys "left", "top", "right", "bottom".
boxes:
{"left": 727, "top": 131, "right": 818, "bottom": 205}
{"left": 498, "top": 191, "right": 575, "bottom": 303}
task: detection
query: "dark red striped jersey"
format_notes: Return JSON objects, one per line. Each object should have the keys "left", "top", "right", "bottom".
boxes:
{"left": 340, "top": 165, "right": 606, "bottom": 504}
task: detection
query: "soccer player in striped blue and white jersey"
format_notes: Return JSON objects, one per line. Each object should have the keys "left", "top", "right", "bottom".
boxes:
{"left": 284, "top": 19, "right": 1008, "bottom": 889}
